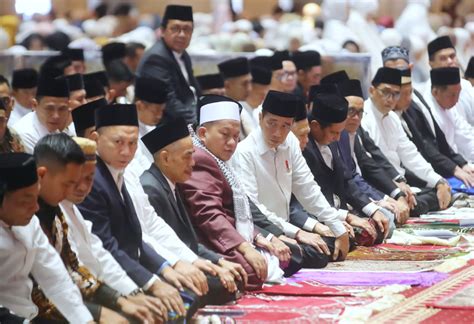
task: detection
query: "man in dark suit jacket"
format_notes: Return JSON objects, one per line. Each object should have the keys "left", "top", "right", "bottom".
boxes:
{"left": 139, "top": 117, "right": 246, "bottom": 304}
{"left": 298, "top": 88, "right": 391, "bottom": 243}
{"left": 78, "top": 104, "right": 198, "bottom": 319}
{"left": 136, "top": 5, "right": 200, "bottom": 124}
{"left": 394, "top": 79, "right": 473, "bottom": 187}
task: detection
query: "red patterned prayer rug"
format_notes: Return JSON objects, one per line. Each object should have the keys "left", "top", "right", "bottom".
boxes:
{"left": 252, "top": 281, "right": 351, "bottom": 296}
{"left": 347, "top": 245, "right": 461, "bottom": 261}
{"left": 367, "top": 265, "right": 474, "bottom": 323}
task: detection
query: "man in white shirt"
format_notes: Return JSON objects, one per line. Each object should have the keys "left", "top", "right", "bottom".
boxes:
{"left": 128, "top": 76, "right": 168, "bottom": 180}
{"left": 240, "top": 66, "right": 272, "bottom": 139}
{"left": 218, "top": 57, "right": 252, "bottom": 103}
{"left": 8, "top": 68, "right": 38, "bottom": 127}
{"left": 465, "top": 57, "right": 474, "bottom": 86}
{"left": 196, "top": 73, "right": 225, "bottom": 96}
{"left": 0, "top": 152, "right": 93, "bottom": 323}
{"left": 292, "top": 50, "right": 322, "bottom": 102}
{"left": 362, "top": 67, "right": 452, "bottom": 215}
{"left": 72, "top": 98, "right": 108, "bottom": 139}
{"left": 233, "top": 90, "right": 351, "bottom": 262}
{"left": 423, "top": 67, "right": 474, "bottom": 162}
{"left": 12, "top": 73, "right": 71, "bottom": 153}
{"left": 421, "top": 36, "right": 474, "bottom": 126}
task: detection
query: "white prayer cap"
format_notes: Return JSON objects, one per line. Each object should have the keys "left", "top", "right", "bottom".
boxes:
{"left": 381, "top": 28, "right": 403, "bottom": 47}
{"left": 255, "top": 48, "right": 274, "bottom": 56}
{"left": 199, "top": 95, "right": 241, "bottom": 125}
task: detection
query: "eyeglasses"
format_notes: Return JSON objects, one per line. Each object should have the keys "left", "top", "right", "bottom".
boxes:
{"left": 278, "top": 71, "right": 297, "bottom": 80}
{"left": 376, "top": 87, "right": 400, "bottom": 101}
{"left": 348, "top": 108, "right": 364, "bottom": 118}
{"left": 168, "top": 25, "right": 193, "bottom": 35}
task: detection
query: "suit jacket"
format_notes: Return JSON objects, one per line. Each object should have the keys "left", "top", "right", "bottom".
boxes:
{"left": 78, "top": 157, "right": 167, "bottom": 287}
{"left": 178, "top": 147, "right": 283, "bottom": 255}
{"left": 354, "top": 127, "right": 401, "bottom": 195}
{"left": 140, "top": 163, "right": 221, "bottom": 263}
{"left": 301, "top": 137, "right": 348, "bottom": 206}
{"left": 136, "top": 39, "right": 200, "bottom": 124}
{"left": 402, "top": 95, "right": 467, "bottom": 178}
{"left": 337, "top": 130, "right": 384, "bottom": 201}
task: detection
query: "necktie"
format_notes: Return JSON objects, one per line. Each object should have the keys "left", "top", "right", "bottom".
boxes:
{"left": 320, "top": 145, "right": 333, "bottom": 170}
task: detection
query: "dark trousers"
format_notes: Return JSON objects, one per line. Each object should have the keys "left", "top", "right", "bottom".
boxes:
{"left": 411, "top": 188, "right": 439, "bottom": 217}
{"left": 0, "top": 307, "right": 25, "bottom": 324}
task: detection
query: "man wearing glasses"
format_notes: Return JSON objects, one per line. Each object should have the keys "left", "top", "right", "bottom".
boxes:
{"left": 0, "top": 79, "right": 24, "bottom": 153}
{"left": 136, "top": 5, "right": 200, "bottom": 125}
{"left": 362, "top": 67, "right": 451, "bottom": 216}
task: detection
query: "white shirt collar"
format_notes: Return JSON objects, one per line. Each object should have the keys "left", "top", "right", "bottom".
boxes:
{"left": 172, "top": 51, "right": 183, "bottom": 60}
{"left": 138, "top": 121, "right": 155, "bottom": 138}
{"left": 163, "top": 174, "right": 176, "bottom": 197}
{"left": 100, "top": 156, "right": 124, "bottom": 190}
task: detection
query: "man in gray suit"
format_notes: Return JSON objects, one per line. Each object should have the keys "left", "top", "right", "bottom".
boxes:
{"left": 139, "top": 116, "right": 245, "bottom": 303}
{"left": 136, "top": 5, "right": 200, "bottom": 124}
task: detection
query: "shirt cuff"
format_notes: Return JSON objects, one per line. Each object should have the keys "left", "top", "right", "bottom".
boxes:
{"left": 142, "top": 274, "right": 160, "bottom": 291}
{"left": 157, "top": 261, "right": 171, "bottom": 276}
{"left": 389, "top": 188, "right": 401, "bottom": 198}
{"left": 302, "top": 217, "right": 318, "bottom": 232}
{"left": 362, "top": 202, "right": 380, "bottom": 217}
{"left": 327, "top": 221, "right": 346, "bottom": 238}
{"left": 283, "top": 222, "right": 301, "bottom": 238}
{"left": 338, "top": 209, "right": 349, "bottom": 221}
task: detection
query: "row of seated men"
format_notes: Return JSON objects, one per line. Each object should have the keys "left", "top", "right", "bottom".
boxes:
{"left": 1, "top": 31, "right": 474, "bottom": 324}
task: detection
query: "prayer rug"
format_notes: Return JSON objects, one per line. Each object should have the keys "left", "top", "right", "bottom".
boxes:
{"left": 367, "top": 265, "right": 474, "bottom": 323}
{"left": 325, "top": 259, "right": 444, "bottom": 272}
{"left": 426, "top": 279, "right": 474, "bottom": 310}
{"left": 253, "top": 281, "right": 351, "bottom": 296}
{"left": 285, "top": 270, "right": 448, "bottom": 286}
{"left": 347, "top": 245, "right": 461, "bottom": 261}
{"left": 198, "top": 295, "right": 375, "bottom": 323}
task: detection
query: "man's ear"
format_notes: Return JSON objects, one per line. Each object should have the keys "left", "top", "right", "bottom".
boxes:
{"left": 37, "top": 166, "right": 47, "bottom": 180}
{"left": 90, "top": 131, "right": 99, "bottom": 143}
{"left": 196, "top": 126, "right": 206, "bottom": 142}
{"left": 32, "top": 98, "right": 38, "bottom": 111}
{"left": 368, "top": 85, "right": 375, "bottom": 97}
{"left": 159, "top": 149, "right": 168, "bottom": 164}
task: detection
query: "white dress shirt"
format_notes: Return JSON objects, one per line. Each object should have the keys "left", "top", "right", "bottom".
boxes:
{"left": 362, "top": 99, "right": 443, "bottom": 188}
{"left": 11, "top": 111, "right": 75, "bottom": 154}
{"left": 7, "top": 102, "right": 30, "bottom": 127}
{"left": 127, "top": 121, "right": 156, "bottom": 181}
{"left": 423, "top": 91, "right": 474, "bottom": 162}
{"left": 0, "top": 216, "right": 92, "bottom": 323}
{"left": 232, "top": 127, "right": 346, "bottom": 238}
{"left": 239, "top": 101, "right": 260, "bottom": 139}
{"left": 124, "top": 168, "right": 199, "bottom": 265}
{"left": 456, "top": 79, "right": 474, "bottom": 126}
{"left": 60, "top": 200, "right": 138, "bottom": 295}
{"left": 12, "top": 112, "right": 51, "bottom": 154}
